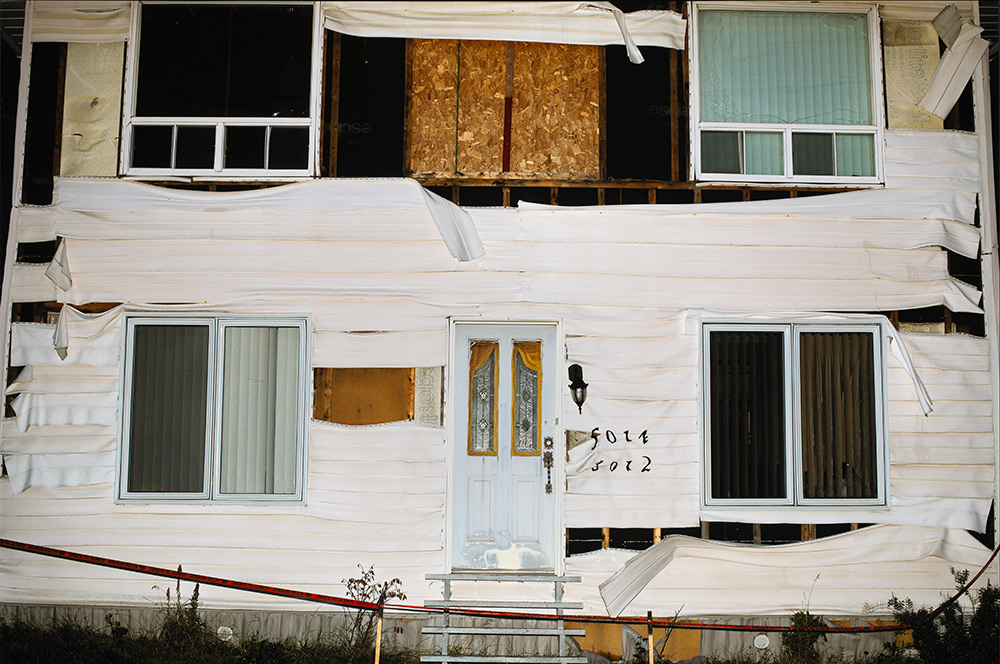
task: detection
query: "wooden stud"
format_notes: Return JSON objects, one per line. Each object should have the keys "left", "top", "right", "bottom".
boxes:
{"left": 648, "top": 188, "right": 656, "bottom": 204}
{"left": 653, "top": 528, "right": 662, "bottom": 543}
{"left": 753, "top": 523, "right": 762, "bottom": 545}
{"left": 700, "top": 520, "right": 710, "bottom": 539}
{"left": 850, "top": 523, "right": 859, "bottom": 531}
{"left": 52, "top": 44, "right": 68, "bottom": 178}
{"left": 550, "top": 187, "right": 558, "bottom": 205}
{"left": 944, "top": 308, "right": 953, "bottom": 333}
{"left": 325, "top": 31, "right": 343, "bottom": 177}
{"left": 668, "top": 39, "right": 680, "bottom": 182}
{"left": 502, "top": 186, "right": 511, "bottom": 207}
{"left": 597, "top": 187, "right": 606, "bottom": 206}
{"left": 602, "top": 527, "right": 610, "bottom": 549}
{"left": 401, "top": 37, "right": 411, "bottom": 176}
{"left": 801, "top": 524, "right": 817, "bottom": 541}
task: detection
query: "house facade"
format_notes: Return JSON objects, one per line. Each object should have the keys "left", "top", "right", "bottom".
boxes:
{"left": 1, "top": 0, "right": 997, "bottom": 658}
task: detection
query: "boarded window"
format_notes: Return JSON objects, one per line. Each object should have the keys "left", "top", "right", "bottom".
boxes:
{"left": 407, "top": 40, "right": 601, "bottom": 179}
{"left": 704, "top": 324, "right": 885, "bottom": 506}
{"left": 313, "top": 368, "right": 415, "bottom": 426}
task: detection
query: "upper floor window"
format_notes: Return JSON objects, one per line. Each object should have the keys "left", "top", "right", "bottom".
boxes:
{"left": 702, "top": 322, "right": 887, "bottom": 508}
{"left": 119, "top": 315, "right": 310, "bottom": 502}
{"left": 124, "top": 3, "right": 319, "bottom": 177}
{"left": 691, "top": 5, "right": 883, "bottom": 184}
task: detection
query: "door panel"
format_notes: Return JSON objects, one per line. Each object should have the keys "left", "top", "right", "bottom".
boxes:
{"left": 452, "top": 323, "right": 557, "bottom": 571}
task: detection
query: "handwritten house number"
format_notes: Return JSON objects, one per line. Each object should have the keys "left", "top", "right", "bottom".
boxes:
{"left": 589, "top": 428, "right": 652, "bottom": 473}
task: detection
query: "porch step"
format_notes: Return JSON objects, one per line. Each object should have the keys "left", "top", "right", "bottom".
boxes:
{"left": 421, "top": 657, "right": 588, "bottom": 664}
{"left": 425, "top": 600, "right": 584, "bottom": 610}
{"left": 423, "top": 627, "right": 587, "bottom": 637}
{"left": 420, "top": 572, "right": 587, "bottom": 664}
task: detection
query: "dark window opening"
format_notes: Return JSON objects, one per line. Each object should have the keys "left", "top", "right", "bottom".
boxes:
{"left": 135, "top": 4, "right": 312, "bottom": 119}
{"left": 606, "top": 45, "right": 674, "bottom": 180}
{"left": 333, "top": 34, "right": 405, "bottom": 177}
{"left": 21, "top": 42, "right": 65, "bottom": 205}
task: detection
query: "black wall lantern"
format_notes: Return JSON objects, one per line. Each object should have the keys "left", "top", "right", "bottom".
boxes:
{"left": 568, "top": 364, "right": 588, "bottom": 414}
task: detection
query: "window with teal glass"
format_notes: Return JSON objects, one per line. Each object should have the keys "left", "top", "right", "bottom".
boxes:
{"left": 693, "top": 5, "right": 881, "bottom": 183}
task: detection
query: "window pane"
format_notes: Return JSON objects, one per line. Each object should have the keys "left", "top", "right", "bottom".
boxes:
{"left": 268, "top": 127, "right": 310, "bottom": 170}
{"left": 219, "top": 326, "right": 300, "bottom": 495}
{"left": 835, "top": 133, "right": 875, "bottom": 177}
{"left": 800, "top": 332, "right": 878, "bottom": 499}
{"left": 699, "top": 10, "right": 872, "bottom": 125}
{"left": 128, "top": 325, "right": 209, "bottom": 493}
{"left": 135, "top": 5, "right": 312, "bottom": 118}
{"left": 709, "top": 330, "right": 786, "bottom": 500}
{"left": 175, "top": 126, "right": 216, "bottom": 169}
{"left": 469, "top": 341, "right": 498, "bottom": 455}
{"left": 744, "top": 132, "right": 784, "bottom": 175}
{"left": 792, "top": 133, "right": 835, "bottom": 175}
{"left": 225, "top": 126, "right": 266, "bottom": 169}
{"left": 701, "top": 131, "right": 742, "bottom": 173}
{"left": 131, "top": 125, "right": 173, "bottom": 168}
{"left": 512, "top": 341, "right": 541, "bottom": 456}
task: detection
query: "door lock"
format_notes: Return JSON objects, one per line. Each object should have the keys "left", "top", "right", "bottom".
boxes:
{"left": 543, "top": 436, "right": 554, "bottom": 494}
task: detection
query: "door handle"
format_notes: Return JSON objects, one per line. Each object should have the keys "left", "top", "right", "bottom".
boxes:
{"left": 543, "top": 436, "right": 554, "bottom": 493}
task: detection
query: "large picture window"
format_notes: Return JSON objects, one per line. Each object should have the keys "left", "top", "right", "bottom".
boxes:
{"left": 702, "top": 323, "right": 887, "bottom": 507}
{"left": 124, "top": 3, "right": 318, "bottom": 177}
{"left": 119, "top": 315, "right": 309, "bottom": 502}
{"left": 692, "top": 5, "right": 882, "bottom": 184}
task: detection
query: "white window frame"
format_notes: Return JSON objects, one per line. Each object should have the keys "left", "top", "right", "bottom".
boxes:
{"left": 117, "top": 313, "right": 311, "bottom": 503}
{"left": 689, "top": 2, "right": 885, "bottom": 185}
{"left": 701, "top": 321, "right": 888, "bottom": 508}
{"left": 120, "top": 1, "right": 324, "bottom": 180}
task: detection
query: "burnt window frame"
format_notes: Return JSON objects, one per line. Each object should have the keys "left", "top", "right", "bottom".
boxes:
{"left": 121, "top": 1, "right": 323, "bottom": 179}
{"left": 700, "top": 320, "right": 889, "bottom": 509}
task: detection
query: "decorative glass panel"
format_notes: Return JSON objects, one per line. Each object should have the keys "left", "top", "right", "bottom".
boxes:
{"left": 512, "top": 341, "right": 542, "bottom": 456}
{"left": 468, "top": 341, "right": 498, "bottom": 455}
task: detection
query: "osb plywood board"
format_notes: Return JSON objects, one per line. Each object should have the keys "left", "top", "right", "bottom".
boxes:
{"left": 457, "top": 40, "right": 506, "bottom": 176}
{"left": 313, "top": 367, "right": 414, "bottom": 425}
{"left": 409, "top": 39, "right": 458, "bottom": 175}
{"left": 511, "top": 42, "right": 600, "bottom": 178}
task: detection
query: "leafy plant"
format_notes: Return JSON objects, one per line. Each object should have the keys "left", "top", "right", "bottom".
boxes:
{"left": 883, "top": 568, "right": 999, "bottom": 664}
{"left": 779, "top": 612, "right": 827, "bottom": 664}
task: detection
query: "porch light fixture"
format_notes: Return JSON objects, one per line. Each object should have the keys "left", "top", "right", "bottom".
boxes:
{"left": 568, "top": 364, "right": 588, "bottom": 414}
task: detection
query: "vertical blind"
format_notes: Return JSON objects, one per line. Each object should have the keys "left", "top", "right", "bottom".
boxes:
{"left": 219, "top": 326, "right": 301, "bottom": 495}
{"left": 799, "top": 332, "right": 877, "bottom": 499}
{"left": 127, "top": 325, "right": 210, "bottom": 494}
{"left": 698, "top": 10, "right": 872, "bottom": 125}
{"left": 708, "top": 330, "right": 786, "bottom": 500}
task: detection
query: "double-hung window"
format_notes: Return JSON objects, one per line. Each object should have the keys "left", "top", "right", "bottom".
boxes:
{"left": 119, "top": 315, "right": 309, "bottom": 502}
{"left": 692, "top": 4, "right": 883, "bottom": 183}
{"left": 702, "top": 323, "right": 887, "bottom": 507}
{"left": 123, "top": 3, "right": 319, "bottom": 177}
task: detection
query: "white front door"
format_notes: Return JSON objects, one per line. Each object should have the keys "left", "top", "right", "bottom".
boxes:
{"left": 451, "top": 323, "right": 558, "bottom": 571}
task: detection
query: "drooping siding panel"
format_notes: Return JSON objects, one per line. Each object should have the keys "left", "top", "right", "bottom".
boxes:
{"left": 1, "top": 171, "right": 993, "bottom": 611}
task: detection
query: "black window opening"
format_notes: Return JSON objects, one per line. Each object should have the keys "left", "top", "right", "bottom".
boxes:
{"left": 331, "top": 33, "right": 405, "bottom": 177}
{"left": 130, "top": 4, "right": 314, "bottom": 174}
{"left": 706, "top": 326, "right": 882, "bottom": 505}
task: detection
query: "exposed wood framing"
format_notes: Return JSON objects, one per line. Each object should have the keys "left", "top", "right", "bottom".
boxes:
{"left": 801, "top": 524, "right": 817, "bottom": 541}
{"left": 323, "top": 31, "right": 342, "bottom": 177}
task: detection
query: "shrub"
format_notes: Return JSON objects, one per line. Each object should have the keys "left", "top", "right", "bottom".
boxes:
{"left": 884, "top": 568, "right": 999, "bottom": 664}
